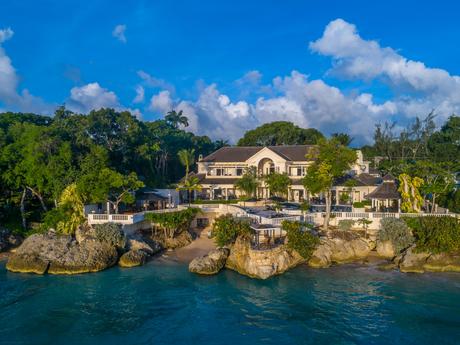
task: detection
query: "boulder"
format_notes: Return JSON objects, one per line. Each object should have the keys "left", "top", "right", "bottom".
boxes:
{"left": 127, "top": 236, "right": 162, "bottom": 255}
{"left": 164, "top": 231, "right": 193, "bottom": 249}
{"left": 423, "top": 253, "right": 460, "bottom": 272}
{"left": 398, "top": 246, "right": 430, "bottom": 273}
{"left": 119, "top": 250, "right": 149, "bottom": 268}
{"left": 6, "top": 232, "right": 118, "bottom": 275}
{"left": 376, "top": 240, "right": 396, "bottom": 259}
{"left": 0, "top": 228, "right": 22, "bottom": 252}
{"left": 189, "top": 248, "right": 230, "bottom": 275}
{"left": 225, "top": 237, "right": 304, "bottom": 279}
{"left": 308, "top": 236, "right": 373, "bottom": 268}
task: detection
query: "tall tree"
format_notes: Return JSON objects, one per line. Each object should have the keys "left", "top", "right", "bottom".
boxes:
{"left": 176, "top": 176, "right": 202, "bottom": 206}
{"left": 177, "top": 148, "right": 195, "bottom": 180}
{"left": 303, "top": 138, "right": 357, "bottom": 230}
{"left": 235, "top": 167, "right": 259, "bottom": 200}
{"left": 331, "top": 133, "right": 353, "bottom": 147}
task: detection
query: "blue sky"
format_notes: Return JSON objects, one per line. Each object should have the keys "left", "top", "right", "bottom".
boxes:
{"left": 1, "top": 0, "right": 460, "bottom": 144}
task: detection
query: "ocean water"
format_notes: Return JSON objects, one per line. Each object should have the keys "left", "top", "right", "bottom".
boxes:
{"left": 1, "top": 259, "right": 460, "bottom": 345}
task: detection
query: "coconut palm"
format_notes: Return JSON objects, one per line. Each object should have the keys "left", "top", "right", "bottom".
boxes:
{"left": 165, "top": 110, "right": 189, "bottom": 129}
{"left": 178, "top": 148, "right": 195, "bottom": 180}
{"left": 235, "top": 167, "right": 259, "bottom": 205}
{"left": 176, "top": 176, "right": 202, "bottom": 206}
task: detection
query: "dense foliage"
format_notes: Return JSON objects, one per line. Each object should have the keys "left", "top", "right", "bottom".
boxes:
{"left": 0, "top": 108, "right": 219, "bottom": 233}
{"left": 211, "top": 214, "right": 253, "bottom": 247}
{"left": 237, "top": 121, "right": 324, "bottom": 146}
{"left": 282, "top": 220, "right": 319, "bottom": 259}
{"left": 378, "top": 218, "right": 414, "bottom": 253}
{"left": 234, "top": 167, "right": 259, "bottom": 199}
{"left": 145, "top": 208, "right": 200, "bottom": 239}
{"left": 263, "top": 172, "right": 291, "bottom": 199}
{"left": 403, "top": 216, "right": 460, "bottom": 254}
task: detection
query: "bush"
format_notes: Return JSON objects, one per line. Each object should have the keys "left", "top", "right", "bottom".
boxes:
{"left": 338, "top": 219, "right": 355, "bottom": 231}
{"left": 379, "top": 218, "right": 413, "bottom": 253}
{"left": 212, "top": 214, "right": 253, "bottom": 247}
{"left": 283, "top": 220, "right": 319, "bottom": 259}
{"left": 353, "top": 200, "right": 371, "bottom": 208}
{"left": 93, "top": 223, "right": 126, "bottom": 249}
{"left": 145, "top": 208, "right": 200, "bottom": 239}
{"left": 403, "top": 216, "right": 460, "bottom": 254}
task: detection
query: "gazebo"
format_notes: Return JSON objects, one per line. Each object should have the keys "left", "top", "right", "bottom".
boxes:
{"left": 365, "top": 174, "right": 401, "bottom": 212}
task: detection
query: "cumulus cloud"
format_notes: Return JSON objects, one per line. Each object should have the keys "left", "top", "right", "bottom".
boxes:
{"left": 112, "top": 24, "right": 127, "bottom": 43}
{"left": 67, "top": 82, "right": 141, "bottom": 118}
{"left": 133, "top": 85, "right": 145, "bottom": 103}
{"left": 310, "top": 19, "right": 460, "bottom": 121}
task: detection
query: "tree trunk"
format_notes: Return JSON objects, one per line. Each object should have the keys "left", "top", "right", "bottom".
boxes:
{"left": 20, "top": 188, "right": 27, "bottom": 230}
{"left": 27, "top": 187, "right": 47, "bottom": 211}
{"left": 431, "top": 194, "right": 437, "bottom": 214}
{"left": 324, "top": 189, "right": 331, "bottom": 231}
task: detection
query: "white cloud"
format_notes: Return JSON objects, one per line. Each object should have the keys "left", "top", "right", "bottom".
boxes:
{"left": 310, "top": 18, "right": 460, "bottom": 121}
{"left": 67, "top": 82, "right": 141, "bottom": 118}
{"left": 0, "top": 27, "right": 13, "bottom": 43}
{"left": 137, "top": 70, "right": 175, "bottom": 93}
{"left": 149, "top": 90, "right": 173, "bottom": 113}
{"left": 112, "top": 24, "right": 127, "bottom": 43}
{"left": 133, "top": 85, "right": 145, "bottom": 103}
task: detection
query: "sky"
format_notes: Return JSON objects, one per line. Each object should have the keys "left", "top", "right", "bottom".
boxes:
{"left": 0, "top": 0, "right": 460, "bottom": 145}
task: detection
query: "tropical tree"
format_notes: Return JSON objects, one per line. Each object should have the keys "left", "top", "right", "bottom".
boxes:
{"left": 398, "top": 173, "right": 424, "bottom": 213}
{"left": 331, "top": 133, "right": 353, "bottom": 146}
{"left": 176, "top": 176, "right": 202, "bottom": 206}
{"left": 264, "top": 172, "right": 291, "bottom": 200}
{"left": 165, "top": 110, "right": 189, "bottom": 129}
{"left": 177, "top": 148, "right": 195, "bottom": 180}
{"left": 303, "top": 138, "right": 357, "bottom": 230}
{"left": 234, "top": 167, "right": 259, "bottom": 201}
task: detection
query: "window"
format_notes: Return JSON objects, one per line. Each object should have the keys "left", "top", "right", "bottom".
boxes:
{"left": 297, "top": 167, "right": 302, "bottom": 176}
{"left": 216, "top": 168, "right": 223, "bottom": 176}
{"left": 236, "top": 168, "right": 243, "bottom": 176}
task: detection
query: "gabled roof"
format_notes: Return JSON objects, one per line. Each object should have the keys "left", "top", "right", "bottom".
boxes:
{"left": 366, "top": 180, "right": 401, "bottom": 200}
{"left": 334, "top": 173, "right": 381, "bottom": 187}
{"left": 200, "top": 145, "right": 314, "bottom": 163}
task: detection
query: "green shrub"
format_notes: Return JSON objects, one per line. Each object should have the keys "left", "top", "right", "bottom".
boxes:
{"left": 353, "top": 200, "right": 371, "bottom": 208}
{"left": 283, "top": 220, "right": 319, "bottom": 259}
{"left": 212, "top": 214, "right": 253, "bottom": 247}
{"left": 379, "top": 218, "right": 414, "bottom": 253}
{"left": 93, "top": 223, "right": 126, "bottom": 249}
{"left": 403, "top": 216, "right": 460, "bottom": 254}
{"left": 338, "top": 219, "right": 355, "bottom": 231}
{"left": 192, "top": 199, "right": 239, "bottom": 205}
{"left": 145, "top": 208, "right": 200, "bottom": 239}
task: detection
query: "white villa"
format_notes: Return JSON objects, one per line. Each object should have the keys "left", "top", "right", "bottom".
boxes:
{"left": 189, "top": 145, "right": 373, "bottom": 203}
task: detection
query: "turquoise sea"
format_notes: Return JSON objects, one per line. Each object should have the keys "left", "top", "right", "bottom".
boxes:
{"left": 1, "top": 259, "right": 460, "bottom": 345}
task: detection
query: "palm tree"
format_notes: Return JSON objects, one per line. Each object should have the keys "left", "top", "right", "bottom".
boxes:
{"left": 165, "top": 110, "right": 189, "bottom": 129}
{"left": 178, "top": 148, "right": 195, "bottom": 180}
{"left": 177, "top": 176, "right": 202, "bottom": 206}
{"left": 235, "top": 167, "right": 259, "bottom": 205}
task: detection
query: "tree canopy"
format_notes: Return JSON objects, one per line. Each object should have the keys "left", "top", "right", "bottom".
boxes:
{"left": 237, "top": 121, "right": 324, "bottom": 146}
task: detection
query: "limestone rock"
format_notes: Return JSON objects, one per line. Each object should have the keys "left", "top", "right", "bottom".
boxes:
{"left": 119, "top": 250, "right": 149, "bottom": 268}
{"left": 225, "top": 237, "right": 304, "bottom": 279}
{"left": 308, "top": 236, "right": 373, "bottom": 268}
{"left": 423, "top": 253, "right": 460, "bottom": 272}
{"left": 398, "top": 246, "right": 430, "bottom": 273}
{"left": 6, "top": 232, "right": 118, "bottom": 275}
{"left": 189, "top": 248, "right": 230, "bottom": 275}
{"left": 376, "top": 240, "right": 396, "bottom": 259}
{"left": 164, "top": 231, "right": 193, "bottom": 249}
{"left": 127, "top": 236, "right": 162, "bottom": 255}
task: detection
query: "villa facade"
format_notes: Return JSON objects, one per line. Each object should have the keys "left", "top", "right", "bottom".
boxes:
{"left": 190, "top": 145, "right": 372, "bottom": 202}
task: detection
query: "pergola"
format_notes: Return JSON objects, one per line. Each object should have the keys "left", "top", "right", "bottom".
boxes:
{"left": 250, "top": 223, "right": 285, "bottom": 249}
{"left": 365, "top": 174, "right": 401, "bottom": 212}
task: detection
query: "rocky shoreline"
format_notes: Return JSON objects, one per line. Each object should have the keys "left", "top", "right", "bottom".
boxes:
{"left": 188, "top": 230, "right": 460, "bottom": 279}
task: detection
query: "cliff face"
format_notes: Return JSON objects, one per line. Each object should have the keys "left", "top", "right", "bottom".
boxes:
{"left": 225, "top": 237, "right": 304, "bottom": 279}
{"left": 397, "top": 246, "right": 460, "bottom": 273}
